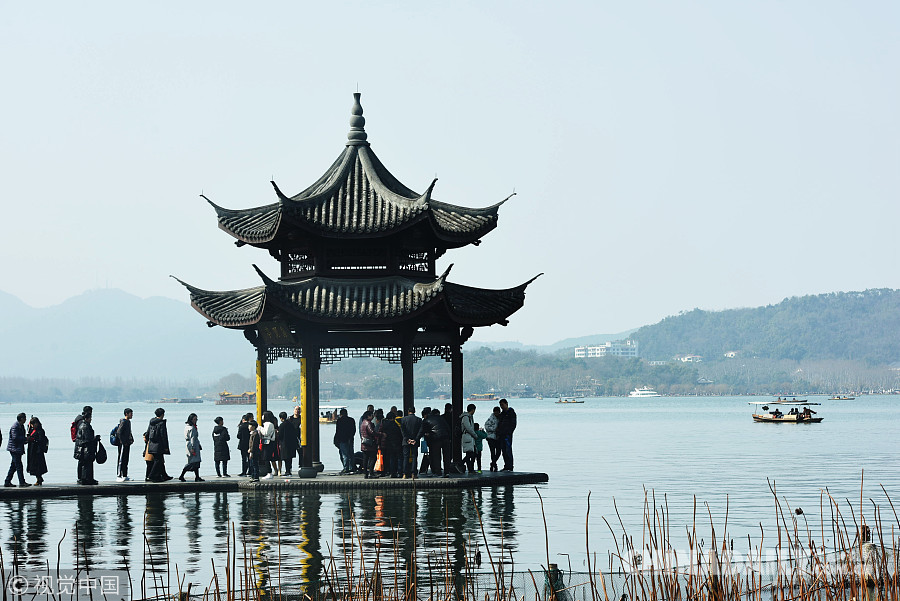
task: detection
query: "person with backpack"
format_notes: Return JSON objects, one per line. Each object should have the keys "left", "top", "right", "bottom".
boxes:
{"left": 71, "top": 406, "right": 93, "bottom": 444}
{"left": 146, "top": 408, "right": 172, "bottom": 482}
{"left": 5, "top": 413, "right": 30, "bottom": 488}
{"left": 26, "top": 416, "right": 48, "bottom": 486}
{"left": 114, "top": 408, "right": 134, "bottom": 482}
{"left": 74, "top": 412, "right": 99, "bottom": 485}
{"left": 212, "top": 416, "right": 230, "bottom": 477}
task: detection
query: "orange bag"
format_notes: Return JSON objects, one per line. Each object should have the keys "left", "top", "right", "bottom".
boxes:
{"left": 374, "top": 449, "right": 384, "bottom": 472}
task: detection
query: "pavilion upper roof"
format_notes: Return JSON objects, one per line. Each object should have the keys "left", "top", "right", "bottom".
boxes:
{"left": 208, "top": 93, "right": 511, "bottom": 248}
{"left": 173, "top": 267, "right": 540, "bottom": 329}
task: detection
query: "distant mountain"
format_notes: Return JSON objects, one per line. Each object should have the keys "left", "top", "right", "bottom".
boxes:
{"left": 0, "top": 289, "right": 253, "bottom": 379}
{"left": 4, "top": 287, "right": 897, "bottom": 382}
{"left": 467, "top": 330, "right": 637, "bottom": 354}
{"left": 632, "top": 289, "right": 900, "bottom": 365}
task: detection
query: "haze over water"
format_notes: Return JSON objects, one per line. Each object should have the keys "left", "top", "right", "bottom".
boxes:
{"left": 1, "top": 395, "right": 898, "bottom": 586}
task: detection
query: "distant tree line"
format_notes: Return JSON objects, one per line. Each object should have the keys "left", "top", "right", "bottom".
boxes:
{"left": 632, "top": 289, "right": 900, "bottom": 365}
{"left": 3, "top": 289, "right": 899, "bottom": 402}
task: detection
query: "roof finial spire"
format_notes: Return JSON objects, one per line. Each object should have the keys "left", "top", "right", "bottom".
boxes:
{"left": 347, "top": 92, "right": 368, "bottom": 146}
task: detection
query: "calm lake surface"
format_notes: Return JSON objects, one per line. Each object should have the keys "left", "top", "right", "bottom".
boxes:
{"left": 1, "top": 396, "right": 898, "bottom": 586}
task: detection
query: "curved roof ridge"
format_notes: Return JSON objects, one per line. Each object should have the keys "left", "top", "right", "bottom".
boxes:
{"left": 171, "top": 276, "right": 267, "bottom": 327}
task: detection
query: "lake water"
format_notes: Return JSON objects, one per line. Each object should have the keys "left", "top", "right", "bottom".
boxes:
{"left": 1, "top": 396, "right": 898, "bottom": 588}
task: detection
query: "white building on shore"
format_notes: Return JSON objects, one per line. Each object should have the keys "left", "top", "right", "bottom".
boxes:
{"left": 574, "top": 339, "right": 639, "bottom": 358}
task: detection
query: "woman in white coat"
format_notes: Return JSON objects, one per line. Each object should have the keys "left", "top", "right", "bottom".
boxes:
{"left": 460, "top": 403, "right": 478, "bottom": 474}
{"left": 179, "top": 413, "right": 204, "bottom": 482}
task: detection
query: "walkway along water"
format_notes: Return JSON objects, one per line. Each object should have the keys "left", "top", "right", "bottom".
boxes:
{"left": 0, "top": 470, "right": 548, "bottom": 499}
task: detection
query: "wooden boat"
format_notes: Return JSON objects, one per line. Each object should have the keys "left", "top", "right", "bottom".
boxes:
{"left": 319, "top": 405, "right": 347, "bottom": 424}
{"left": 750, "top": 401, "right": 823, "bottom": 423}
{"left": 828, "top": 395, "right": 855, "bottom": 400}
{"left": 468, "top": 392, "right": 497, "bottom": 402}
{"left": 555, "top": 398, "right": 584, "bottom": 404}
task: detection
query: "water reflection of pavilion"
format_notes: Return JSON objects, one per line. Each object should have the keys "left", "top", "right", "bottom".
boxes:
{"left": 0, "top": 488, "right": 520, "bottom": 591}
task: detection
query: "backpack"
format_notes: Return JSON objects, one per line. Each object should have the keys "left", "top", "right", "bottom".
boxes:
{"left": 70, "top": 416, "right": 82, "bottom": 442}
{"left": 110, "top": 424, "right": 121, "bottom": 447}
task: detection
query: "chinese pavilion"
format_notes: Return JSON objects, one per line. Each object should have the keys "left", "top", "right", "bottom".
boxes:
{"left": 176, "top": 93, "right": 538, "bottom": 475}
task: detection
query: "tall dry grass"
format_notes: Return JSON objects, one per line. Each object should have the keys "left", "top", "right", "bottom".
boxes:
{"left": 1, "top": 474, "right": 897, "bottom": 601}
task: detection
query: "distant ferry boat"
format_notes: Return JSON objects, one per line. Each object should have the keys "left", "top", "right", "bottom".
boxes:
{"left": 467, "top": 393, "right": 497, "bottom": 402}
{"left": 216, "top": 391, "right": 256, "bottom": 405}
{"left": 628, "top": 386, "right": 661, "bottom": 398}
{"left": 158, "top": 397, "right": 203, "bottom": 404}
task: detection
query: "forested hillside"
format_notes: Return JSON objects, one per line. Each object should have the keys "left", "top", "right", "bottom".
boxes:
{"left": 632, "top": 289, "right": 900, "bottom": 365}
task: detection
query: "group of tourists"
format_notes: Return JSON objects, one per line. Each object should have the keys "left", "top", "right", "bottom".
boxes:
{"left": 3, "top": 399, "right": 517, "bottom": 487}
{"left": 232, "top": 407, "right": 303, "bottom": 482}
{"left": 331, "top": 398, "right": 517, "bottom": 480}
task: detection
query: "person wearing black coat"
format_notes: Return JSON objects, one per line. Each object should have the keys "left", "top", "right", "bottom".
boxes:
{"left": 5, "top": 413, "right": 30, "bottom": 487}
{"left": 280, "top": 407, "right": 301, "bottom": 476}
{"left": 496, "top": 398, "right": 517, "bottom": 471}
{"left": 212, "top": 416, "right": 231, "bottom": 477}
{"left": 380, "top": 411, "right": 402, "bottom": 478}
{"left": 333, "top": 408, "right": 355, "bottom": 474}
{"left": 116, "top": 408, "right": 135, "bottom": 482}
{"left": 421, "top": 408, "right": 451, "bottom": 477}
{"left": 417, "top": 407, "right": 433, "bottom": 474}
{"left": 26, "top": 416, "right": 48, "bottom": 485}
{"left": 236, "top": 413, "right": 252, "bottom": 476}
{"left": 146, "top": 408, "right": 172, "bottom": 482}
{"left": 399, "top": 406, "right": 423, "bottom": 479}
{"left": 74, "top": 413, "right": 99, "bottom": 485}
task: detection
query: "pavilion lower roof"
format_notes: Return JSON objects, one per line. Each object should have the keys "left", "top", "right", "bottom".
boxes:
{"left": 175, "top": 270, "right": 539, "bottom": 329}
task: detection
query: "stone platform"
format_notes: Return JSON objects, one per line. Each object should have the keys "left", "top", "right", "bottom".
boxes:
{"left": 0, "top": 470, "right": 548, "bottom": 499}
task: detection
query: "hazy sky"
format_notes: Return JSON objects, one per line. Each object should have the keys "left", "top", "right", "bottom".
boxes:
{"left": 2, "top": 2, "right": 897, "bottom": 345}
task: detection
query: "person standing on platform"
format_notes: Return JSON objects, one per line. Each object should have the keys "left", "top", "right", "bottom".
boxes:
{"left": 417, "top": 407, "right": 433, "bottom": 474}
{"left": 26, "top": 416, "right": 48, "bottom": 485}
{"left": 74, "top": 412, "right": 99, "bottom": 485}
{"left": 147, "top": 408, "right": 172, "bottom": 482}
{"left": 425, "top": 408, "right": 451, "bottom": 477}
{"left": 400, "top": 406, "right": 422, "bottom": 479}
{"left": 236, "top": 413, "right": 252, "bottom": 476}
{"left": 474, "top": 423, "right": 487, "bottom": 473}
{"left": 280, "top": 407, "right": 301, "bottom": 476}
{"left": 381, "top": 410, "right": 402, "bottom": 478}
{"left": 460, "top": 404, "right": 478, "bottom": 474}
{"left": 483, "top": 406, "right": 501, "bottom": 472}
{"left": 334, "top": 408, "right": 355, "bottom": 474}
{"left": 497, "top": 398, "right": 517, "bottom": 471}
{"left": 359, "top": 410, "right": 378, "bottom": 479}
{"left": 359, "top": 404, "right": 374, "bottom": 431}
{"left": 116, "top": 408, "right": 134, "bottom": 482}
{"left": 179, "top": 413, "right": 204, "bottom": 482}
{"left": 247, "top": 420, "right": 260, "bottom": 482}
{"left": 4, "top": 413, "right": 30, "bottom": 488}
{"left": 259, "top": 411, "right": 278, "bottom": 479}
{"left": 212, "top": 416, "right": 230, "bottom": 477}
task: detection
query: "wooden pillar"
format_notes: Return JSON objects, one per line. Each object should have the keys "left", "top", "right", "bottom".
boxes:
{"left": 451, "top": 343, "right": 464, "bottom": 465}
{"left": 401, "top": 344, "right": 414, "bottom": 415}
{"left": 309, "top": 347, "right": 322, "bottom": 470}
{"left": 299, "top": 357, "right": 308, "bottom": 453}
{"left": 256, "top": 345, "right": 267, "bottom": 424}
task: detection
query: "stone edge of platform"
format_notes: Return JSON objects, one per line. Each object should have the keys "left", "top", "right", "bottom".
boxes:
{"left": 0, "top": 472, "right": 548, "bottom": 499}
